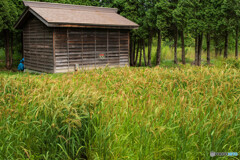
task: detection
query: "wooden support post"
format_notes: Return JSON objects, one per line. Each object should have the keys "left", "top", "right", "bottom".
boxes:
{"left": 128, "top": 31, "right": 130, "bottom": 66}
{"left": 67, "top": 28, "right": 70, "bottom": 71}
{"left": 95, "top": 29, "right": 97, "bottom": 68}
{"left": 28, "top": 23, "right": 30, "bottom": 69}
{"left": 43, "top": 25, "right": 45, "bottom": 72}
{"left": 82, "top": 29, "right": 83, "bottom": 68}
{"left": 119, "top": 30, "right": 120, "bottom": 66}
{"left": 53, "top": 28, "right": 56, "bottom": 73}
{"left": 107, "top": 30, "right": 109, "bottom": 65}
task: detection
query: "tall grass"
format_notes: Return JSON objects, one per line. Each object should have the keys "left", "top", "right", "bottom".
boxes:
{"left": 137, "top": 43, "right": 237, "bottom": 67}
{"left": 0, "top": 59, "right": 239, "bottom": 159}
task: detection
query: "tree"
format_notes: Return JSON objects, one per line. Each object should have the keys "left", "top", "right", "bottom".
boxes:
{"left": 0, "top": 0, "right": 23, "bottom": 69}
{"left": 155, "top": 0, "right": 176, "bottom": 64}
{"left": 170, "top": 0, "right": 179, "bottom": 64}
{"left": 2, "top": 0, "right": 240, "bottom": 70}
{"left": 173, "top": 0, "right": 189, "bottom": 64}
{"left": 144, "top": 0, "right": 157, "bottom": 67}
{"left": 113, "top": 0, "right": 141, "bottom": 66}
{"left": 203, "top": 0, "right": 216, "bottom": 64}
{"left": 220, "top": 0, "right": 237, "bottom": 59}
{"left": 232, "top": 0, "right": 240, "bottom": 59}
{"left": 185, "top": 0, "right": 206, "bottom": 66}
{"left": 136, "top": 0, "right": 149, "bottom": 66}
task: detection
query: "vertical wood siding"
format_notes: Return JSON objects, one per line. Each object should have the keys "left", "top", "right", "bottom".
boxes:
{"left": 23, "top": 17, "right": 54, "bottom": 73}
{"left": 120, "top": 30, "right": 129, "bottom": 66}
{"left": 23, "top": 17, "right": 129, "bottom": 73}
{"left": 54, "top": 28, "right": 129, "bottom": 73}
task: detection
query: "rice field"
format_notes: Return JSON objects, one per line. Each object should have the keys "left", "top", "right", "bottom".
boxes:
{"left": 0, "top": 58, "right": 239, "bottom": 160}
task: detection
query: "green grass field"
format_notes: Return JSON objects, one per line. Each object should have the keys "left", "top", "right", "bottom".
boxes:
{"left": 0, "top": 47, "right": 240, "bottom": 159}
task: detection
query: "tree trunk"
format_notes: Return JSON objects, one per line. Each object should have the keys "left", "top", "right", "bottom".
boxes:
{"left": 143, "top": 40, "right": 147, "bottom": 66}
{"left": 197, "top": 34, "right": 203, "bottom": 66}
{"left": 148, "top": 32, "right": 153, "bottom": 67}
{"left": 130, "top": 37, "right": 133, "bottom": 66}
{"left": 132, "top": 39, "right": 136, "bottom": 66}
{"left": 156, "top": 30, "right": 162, "bottom": 65}
{"left": 235, "top": 26, "right": 239, "bottom": 59}
{"left": 214, "top": 37, "right": 218, "bottom": 57}
{"left": 174, "top": 28, "right": 178, "bottom": 64}
{"left": 220, "top": 49, "right": 222, "bottom": 55}
{"left": 224, "top": 32, "right": 228, "bottom": 58}
{"left": 181, "top": 30, "right": 185, "bottom": 64}
{"left": 134, "top": 40, "right": 140, "bottom": 66}
{"left": 207, "top": 33, "right": 210, "bottom": 65}
{"left": 139, "top": 41, "right": 142, "bottom": 67}
{"left": 10, "top": 33, "right": 13, "bottom": 67}
{"left": 4, "top": 30, "right": 11, "bottom": 69}
{"left": 195, "top": 36, "right": 198, "bottom": 65}
{"left": 215, "top": 48, "right": 218, "bottom": 57}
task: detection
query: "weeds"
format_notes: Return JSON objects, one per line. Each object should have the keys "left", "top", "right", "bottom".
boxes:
{"left": 0, "top": 60, "right": 239, "bottom": 159}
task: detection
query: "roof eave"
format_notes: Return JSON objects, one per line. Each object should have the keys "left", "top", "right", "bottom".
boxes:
{"left": 14, "top": 7, "right": 49, "bottom": 29}
{"left": 47, "top": 22, "right": 139, "bottom": 29}
{"left": 29, "top": 8, "right": 49, "bottom": 27}
{"left": 14, "top": 7, "right": 30, "bottom": 29}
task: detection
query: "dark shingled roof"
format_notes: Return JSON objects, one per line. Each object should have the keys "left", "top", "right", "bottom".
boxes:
{"left": 15, "top": 1, "right": 139, "bottom": 29}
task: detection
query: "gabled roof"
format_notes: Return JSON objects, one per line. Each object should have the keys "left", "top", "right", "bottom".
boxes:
{"left": 14, "top": 1, "right": 139, "bottom": 29}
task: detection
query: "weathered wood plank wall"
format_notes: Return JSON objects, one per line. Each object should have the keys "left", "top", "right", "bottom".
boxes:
{"left": 23, "top": 17, "right": 129, "bottom": 73}
{"left": 23, "top": 17, "right": 54, "bottom": 73}
{"left": 54, "top": 28, "right": 129, "bottom": 73}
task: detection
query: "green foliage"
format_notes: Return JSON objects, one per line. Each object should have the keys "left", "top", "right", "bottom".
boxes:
{"left": 1, "top": 0, "right": 240, "bottom": 66}
{"left": 155, "top": 0, "right": 172, "bottom": 34}
{"left": 29, "top": 0, "right": 100, "bottom": 6}
{"left": 172, "top": 0, "right": 189, "bottom": 31}
{"left": 0, "top": 0, "right": 23, "bottom": 32}
{"left": 0, "top": 47, "right": 22, "bottom": 69}
{"left": 112, "top": 0, "right": 149, "bottom": 39}
{"left": 155, "top": 0, "right": 179, "bottom": 39}
{"left": 0, "top": 61, "right": 239, "bottom": 159}
{"left": 0, "top": 1, "right": 239, "bottom": 159}
{"left": 224, "top": 58, "right": 240, "bottom": 69}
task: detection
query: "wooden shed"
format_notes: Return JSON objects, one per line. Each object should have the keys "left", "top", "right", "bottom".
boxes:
{"left": 15, "top": 1, "right": 138, "bottom": 73}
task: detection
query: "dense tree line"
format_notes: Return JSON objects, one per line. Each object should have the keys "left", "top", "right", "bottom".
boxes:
{"left": 0, "top": 0, "right": 239, "bottom": 69}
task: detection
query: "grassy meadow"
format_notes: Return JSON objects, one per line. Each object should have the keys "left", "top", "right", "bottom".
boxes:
{"left": 0, "top": 46, "right": 240, "bottom": 159}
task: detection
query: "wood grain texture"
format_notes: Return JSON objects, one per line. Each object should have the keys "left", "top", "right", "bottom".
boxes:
{"left": 54, "top": 28, "right": 130, "bottom": 72}
{"left": 23, "top": 17, "right": 129, "bottom": 73}
{"left": 23, "top": 17, "right": 54, "bottom": 73}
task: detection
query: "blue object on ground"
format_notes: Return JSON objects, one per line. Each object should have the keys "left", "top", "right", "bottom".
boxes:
{"left": 20, "top": 58, "right": 24, "bottom": 63}
{"left": 18, "top": 58, "right": 24, "bottom": 71}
